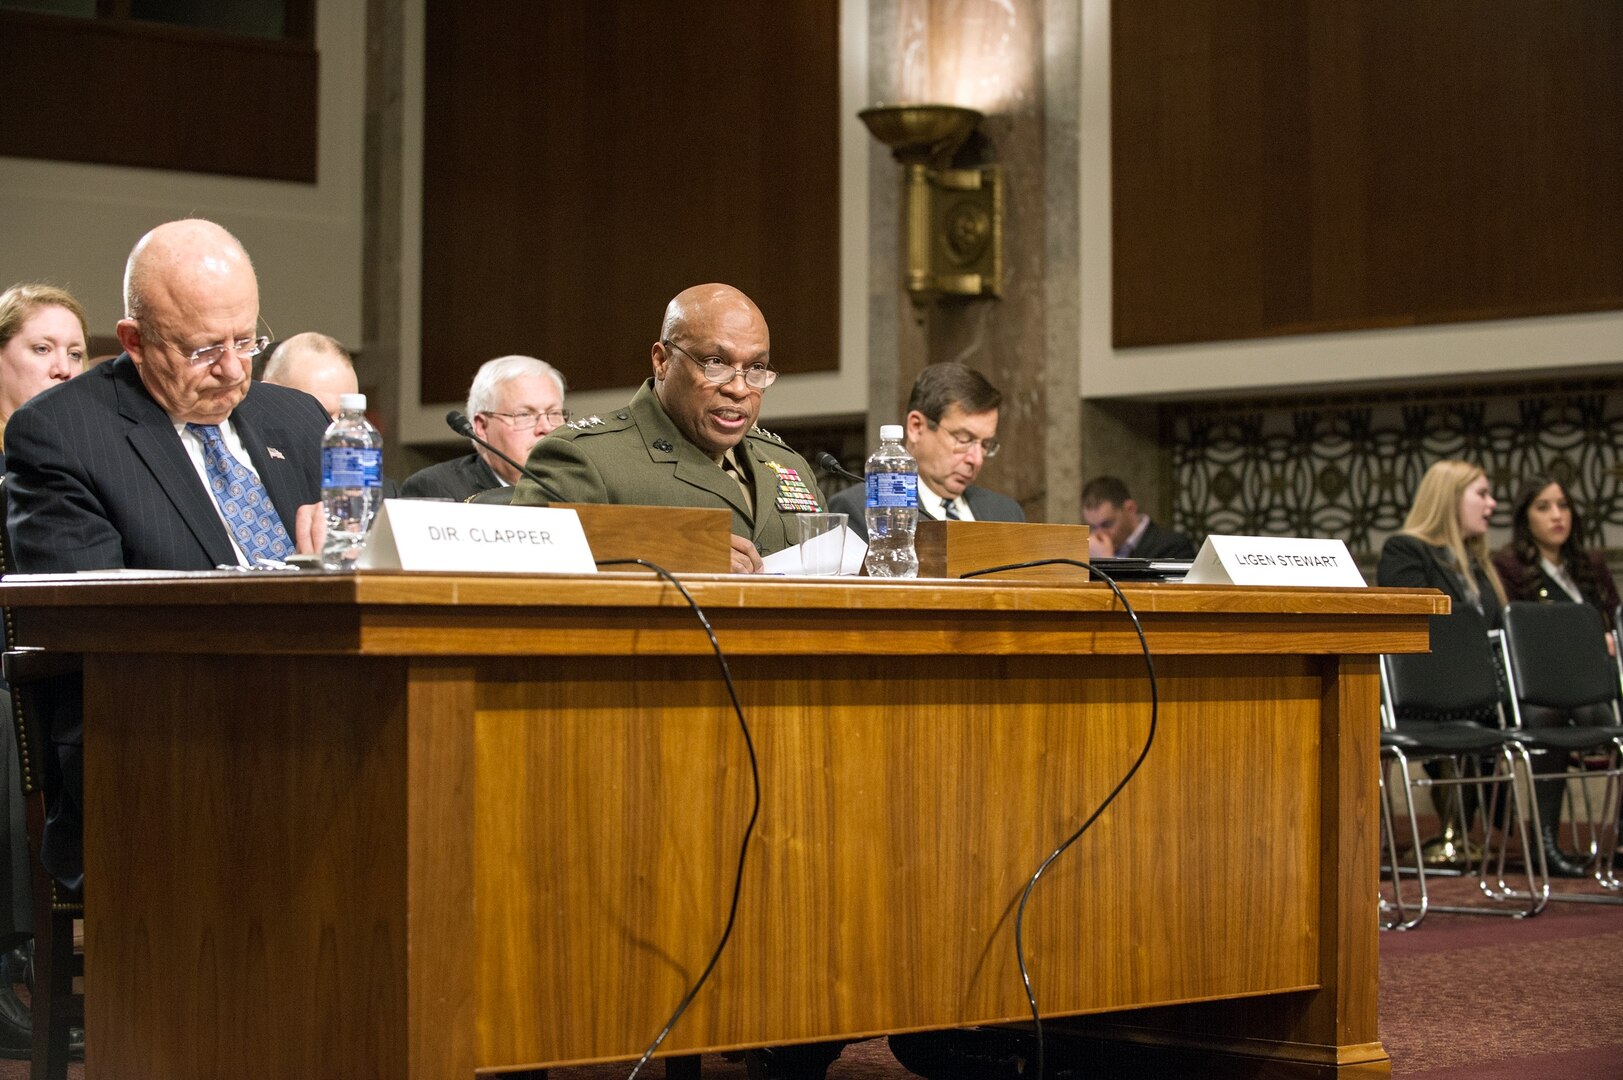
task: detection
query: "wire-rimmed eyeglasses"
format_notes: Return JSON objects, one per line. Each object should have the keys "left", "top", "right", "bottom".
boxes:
{"left": 663, "top": 340, "right": 777, "bottom": 390}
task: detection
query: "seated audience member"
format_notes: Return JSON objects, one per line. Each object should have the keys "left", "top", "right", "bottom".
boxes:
{"left": 261, "top": 331, "right": 358, "bottom": 419}
{"left": 0, "top": 283, "right": 87, "bottom": 466}
{"left": 1376, "top": 459, "right": 1505, "bottom": 626}
{"left": 829, "top": 362, "right": 1022, "bottom": 539}
{"left": 1491, "top": 474, "right": 1619, "bottom": 656}
{"left": 1492, "top": 473, "right": 1623, "bottom": 866}
{"left": 1081, "top": 475, "right": 1196, "bottom": 559}
{"left": 0, "top": 282, "right": 89, "bottom": 1056}
{"left": 4, "top": 219, "right": 329, "bottom": 890}
{"left": 515, "top": 284, "right": 822, "bottom": 573}
{"left": 263, "top": 333, "right": 400, "bottom": 498}
{"left": 1371, "top": 461, "right": 1576, "bottom": 869}
{"left": 401, "top": 355, "right": 567, "bottom": 501}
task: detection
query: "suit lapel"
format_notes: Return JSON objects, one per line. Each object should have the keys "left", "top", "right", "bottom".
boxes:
{"left": 631, "top": 383, "right": 752, "bottom": 518}
{"left": 671, "top": 452, "right": 751, "bottom": 518}
{"left": 115, "top": 364, "right": 235, "bottom": 566}
{"left": 741, "top": 441, "right": 783, "bottom": 519}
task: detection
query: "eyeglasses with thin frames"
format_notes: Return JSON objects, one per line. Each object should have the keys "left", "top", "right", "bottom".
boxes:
{"left": 928, "top": 418, "right": 1001, "bottom": 458}
{"left": 663, "top": 340, "right": 777, "bottom": 390}
{"left": 142, "top": 325, "right": 271, "bottom": 369}
{"left": 482, "top": 409, "right": 571, "bottom": 429}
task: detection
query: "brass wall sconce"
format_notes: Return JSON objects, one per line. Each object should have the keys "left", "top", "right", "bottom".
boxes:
{"left": 859, "top": 103, "right": 1003, "bottom": 302}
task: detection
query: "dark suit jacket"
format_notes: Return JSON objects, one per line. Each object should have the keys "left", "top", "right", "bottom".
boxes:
{"left": 1126, "top": 519, "right": 1198, "bottom": 560}
{"left": 2, "top": 355, "right": 328, "bottom": 888}
{"left": 5, "top": 354, "right": 329, "bottom": 573}
{"left": 827, "top": 481, "right": 1024, "bottom": 541}
{"left": 1377, "top": 533, "right": 1503, "bottom": 629}
{"left": 399, "top": 452, "right": 503, "bottom": 502}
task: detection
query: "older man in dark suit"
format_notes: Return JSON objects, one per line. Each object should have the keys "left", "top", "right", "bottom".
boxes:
{"left": 401, "top": 354, "right": 568, "bottom": 501}
{"left": 829, "top": 363, "right": 1023, "bottom": 538}
{"left": 4, "top": 218, "right": 330, "bottom": 886}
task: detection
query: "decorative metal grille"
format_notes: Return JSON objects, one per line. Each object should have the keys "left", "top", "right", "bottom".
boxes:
{"left": 1168, "top": 379, "right": 1623, "bottom": 560}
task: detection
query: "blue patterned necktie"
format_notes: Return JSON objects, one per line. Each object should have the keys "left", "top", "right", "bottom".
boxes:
{"left": 942, "top": 498, "right": 961, "bottom": 520}
{"left": 187, "top": 423, "right": 293, "bottom": 562}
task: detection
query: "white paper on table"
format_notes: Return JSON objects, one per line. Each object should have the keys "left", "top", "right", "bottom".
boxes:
{"left": 760, "top": 526, "right": 867, "bottom": 576}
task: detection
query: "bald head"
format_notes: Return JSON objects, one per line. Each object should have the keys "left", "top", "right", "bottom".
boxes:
{"left": 659, "top": 283, "right": 767, "bottom": 347}
{"left": 123, "top": 219, "right": 254, "bottom": 324}
{"left": 262, "top": 332, "right": 357, "bottom": 418}
{"left": 651, "top": 283, "right": 772, "bottom": 460}
{"left": 115, "top": 218, "right": 261, "bottom": 424}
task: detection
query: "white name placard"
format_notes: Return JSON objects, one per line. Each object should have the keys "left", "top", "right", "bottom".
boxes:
{"left": 356, "top": 499, "right": 597, "bottom": 574}
{"left": 1184, "top": 534, "right": 1366, "bottom": 588}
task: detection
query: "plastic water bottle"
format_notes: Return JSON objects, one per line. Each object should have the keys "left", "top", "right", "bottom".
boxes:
{"left": 863, "top": 423, "right": 919, "bottom": 578}
{"left": 321, "top": 392, "right": 383, "bottom": 571}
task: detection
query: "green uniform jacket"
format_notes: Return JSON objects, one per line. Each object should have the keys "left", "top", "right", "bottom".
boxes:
{"left": 513, "top": 379, "right": 825, "bottom": 556}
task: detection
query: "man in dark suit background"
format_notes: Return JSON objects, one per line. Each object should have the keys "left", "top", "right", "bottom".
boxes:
{"left": 829, "top": 363, "right": 1023, "bottom": 538}
{"left": 1081, "top": 475, "right": 1197, "bottom": 559}
{"left": 401, "top": 354, "right": 568, "bottom": 501}
{"left": 4, "top": 217, "right": 330, "bottom": 886}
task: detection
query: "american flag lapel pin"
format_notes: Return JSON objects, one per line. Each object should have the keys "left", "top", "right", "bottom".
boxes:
{"left": 267, "top": 447, "right": 286, "bottom": 460}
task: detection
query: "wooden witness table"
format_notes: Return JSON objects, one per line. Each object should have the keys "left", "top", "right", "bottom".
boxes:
{"left": 0, "top": 571, "right": 1444, "bottom": 1079}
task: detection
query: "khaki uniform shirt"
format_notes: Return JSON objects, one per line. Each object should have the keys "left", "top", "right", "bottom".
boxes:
{"left": 513, "top": 379, "right": 824, "bottom": 556}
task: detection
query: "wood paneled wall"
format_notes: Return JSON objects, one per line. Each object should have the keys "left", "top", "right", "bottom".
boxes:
{"left": 1112, "top": 2, "right": 1623, "bottom": 348}
{"left": 420, "top": 2, "right": 840, "bottom": 403}
{"left": 0, "top": 8, "right": 317, "bottom": 181}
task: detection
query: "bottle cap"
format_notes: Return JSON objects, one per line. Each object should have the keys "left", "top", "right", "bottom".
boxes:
{"left": 879, "top": 424, "right": 903, "bottom": 441}
{"left": 339, "top": 393, "right": 367, "bottom": 412}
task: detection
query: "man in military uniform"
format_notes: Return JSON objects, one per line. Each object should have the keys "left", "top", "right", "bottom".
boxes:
{"left": 513, "top": 283, "right": 822, "bottom": 574}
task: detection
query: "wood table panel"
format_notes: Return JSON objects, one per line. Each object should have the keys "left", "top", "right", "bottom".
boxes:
{"left": 0, "top": 573, "right": 1444, "bottom": 1078}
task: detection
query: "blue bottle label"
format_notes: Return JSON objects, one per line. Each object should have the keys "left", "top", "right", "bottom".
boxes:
{"left": 866, "top": 472, "right": 918, "bottom": 508}
{"left": 323, "top": 447, "right": 382, "bottom": 488}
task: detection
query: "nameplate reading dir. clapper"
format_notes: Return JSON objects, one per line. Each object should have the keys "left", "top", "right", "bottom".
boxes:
{"left": 356, "top": 499, "right": 597, "bottom": 574}
{"left": 1184, "top": 534, "right": 1366, "bottom": 588}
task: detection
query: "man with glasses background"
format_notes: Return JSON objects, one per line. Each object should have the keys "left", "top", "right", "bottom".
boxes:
{"left": 513, "top": 283, "right": 822, "bottom": 574}
{"left": 401, "top": 354, "right": 568, "bottom": 501}
{"left": 3, "top": 217, "right": 331, "bottom": 889}
{"left": 830, "top": 362, "right": 1024, "bottom": 540}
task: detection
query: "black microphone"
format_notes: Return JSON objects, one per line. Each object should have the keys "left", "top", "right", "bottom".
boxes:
{"left": 814, "top": 451, "right": 864, "bottom": 485}
{"left": 445, "top": 410, "right": 568, "bottom": 504}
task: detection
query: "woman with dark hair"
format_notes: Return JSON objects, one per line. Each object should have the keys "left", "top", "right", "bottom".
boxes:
{"left": 1492, "top": 475, "right": 1619, "bottom": 656}
{"left": 1491, "top": 475, "right": 1621, "bottom": 874}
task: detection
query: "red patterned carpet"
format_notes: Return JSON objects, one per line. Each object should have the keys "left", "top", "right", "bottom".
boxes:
{"left": 7, "top": 880, "right": 1621, "bottom": 1078}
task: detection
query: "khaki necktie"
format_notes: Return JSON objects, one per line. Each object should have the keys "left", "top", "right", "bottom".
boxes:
{"left": 721, "top": 449, "right": 754, "bottom": 514}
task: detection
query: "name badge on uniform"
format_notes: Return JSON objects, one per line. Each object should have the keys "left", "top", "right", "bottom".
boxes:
{"left": 765, "top": 461, "right": 819, "bottom": 512}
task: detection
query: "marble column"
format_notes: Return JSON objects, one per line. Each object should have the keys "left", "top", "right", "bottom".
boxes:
{"left": 866, "top": 0, "right": 1081, "bottom": 525}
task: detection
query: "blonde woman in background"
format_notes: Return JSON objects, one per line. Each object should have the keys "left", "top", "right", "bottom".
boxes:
{"left": 1378, "top": 458, "right": 1507, "bottom": 625}
{"left": 0, "top": 282, "right": 88, "bottom": 1058}
{"left": 0, "top": 283, "right": 89, "bottom": 465}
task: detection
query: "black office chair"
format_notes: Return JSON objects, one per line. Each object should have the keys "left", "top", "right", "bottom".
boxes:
{"left": 1496, "top": 601, "right": 1623, "bottom": 901}
{"left": 1613, "top": 603, "right": 1623, "bottom": 695}
{"left": 1379, "top": 606, "right": 1545, "bottom": 928}
{"left": 0, "top": 477, "right": 84, "bottom": 1080}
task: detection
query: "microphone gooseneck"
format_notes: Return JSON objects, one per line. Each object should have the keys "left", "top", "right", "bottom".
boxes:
{"left": 444, "top": 410, "right": 567, "bottom": 504}
{"left": 814, "top": 450, "right": 863, "bottom": 485}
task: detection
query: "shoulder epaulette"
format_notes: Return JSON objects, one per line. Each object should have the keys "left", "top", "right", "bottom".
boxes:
{"left": 749, "top": 424, "right": 789, "bottom": 446}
